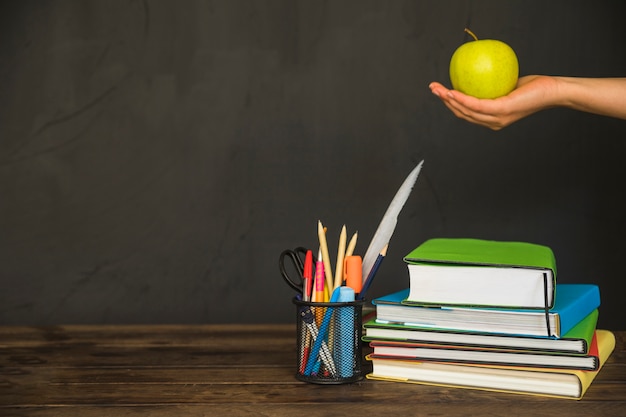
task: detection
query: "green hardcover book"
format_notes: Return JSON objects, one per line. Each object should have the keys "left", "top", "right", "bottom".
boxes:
{"left": 403, "top": 238, "right": 557, "bottom": 309}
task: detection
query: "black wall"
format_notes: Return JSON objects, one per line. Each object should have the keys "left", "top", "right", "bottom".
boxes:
{"left": 1, "top": 1, "right": 625, "bottom": 329}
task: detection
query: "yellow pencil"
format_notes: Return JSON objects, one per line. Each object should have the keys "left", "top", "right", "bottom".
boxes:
{"left": 333, "top": 225, "right": 347, "bottom": 290}
{"left": 318, "top": 220, "right": 334, "bottom": 295}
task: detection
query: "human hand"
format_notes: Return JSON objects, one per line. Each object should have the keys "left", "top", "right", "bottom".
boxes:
{"left": 429, "top": 75, "right": 557, "bottom": 130}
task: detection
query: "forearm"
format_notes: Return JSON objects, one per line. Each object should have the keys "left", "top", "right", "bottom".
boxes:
{"left": 553, "top": 77, "right": 626, "bottom": 119}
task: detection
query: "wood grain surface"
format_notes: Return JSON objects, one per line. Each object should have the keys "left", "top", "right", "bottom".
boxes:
{"left": 1, "top": 325, "right": 625, "bottom": 416}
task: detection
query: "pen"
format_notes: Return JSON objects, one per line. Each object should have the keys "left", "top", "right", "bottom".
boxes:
{"left": 313, "top": 248, "right": 325, "bottom": 303}
{"left": 302, "top": 250, "right": 313, "bottom": 302}
{"left": 300, "top": 308, "right": 336, "bottom": 377}
{"left": 357, "top": 244, "right": 388, "bottom": 301}
{"left": 304, "top": 287, "right": 342, "bottom": 376}
{"left": 298, "top": 321, "right": 311, "bottom": 374}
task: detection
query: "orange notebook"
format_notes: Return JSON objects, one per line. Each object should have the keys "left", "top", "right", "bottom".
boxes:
{"left": 366, "top": 330, "right": 615, "bottom": 400}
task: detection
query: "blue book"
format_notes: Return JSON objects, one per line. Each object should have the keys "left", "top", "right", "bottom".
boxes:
{"left": 372, "top": 284, "right": 600, "bottom": 338}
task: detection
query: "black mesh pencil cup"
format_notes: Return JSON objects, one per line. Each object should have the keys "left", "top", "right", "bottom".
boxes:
{"left": 293, "top": 298, "right": 365, "bottom": 384}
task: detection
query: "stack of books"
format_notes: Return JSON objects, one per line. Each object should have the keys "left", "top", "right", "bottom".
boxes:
{"left": 364, "top": 238, "right": 616, "bottom": 400}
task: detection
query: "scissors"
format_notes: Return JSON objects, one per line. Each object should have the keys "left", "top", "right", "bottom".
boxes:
{"left": 279, "top": 246, "right": 309, "bottom": 293}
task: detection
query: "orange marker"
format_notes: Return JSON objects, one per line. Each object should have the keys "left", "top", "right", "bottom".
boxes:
{"left": 344, "top": 255, "right": 363, "bottom": 294}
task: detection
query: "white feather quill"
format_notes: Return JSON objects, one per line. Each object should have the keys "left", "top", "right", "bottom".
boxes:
{"left": 361, "top": 160, "right": 424, "bottom": 282}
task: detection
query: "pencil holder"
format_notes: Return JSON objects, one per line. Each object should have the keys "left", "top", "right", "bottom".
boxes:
{"left": 293, "top": 297, "right": 365, "bottom": 384}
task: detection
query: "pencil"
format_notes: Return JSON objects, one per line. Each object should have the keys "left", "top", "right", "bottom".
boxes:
{"left": 357, "top": 243, "right": 388, "bottom": 301}
{"left": 345, "top": 231, "right": 358, "bottom": 258}
{"left": 333, "top": 224, "right": 347, "bottom": 290}
{"left": 318, "top": 220, "right": 334, "bottom": 295}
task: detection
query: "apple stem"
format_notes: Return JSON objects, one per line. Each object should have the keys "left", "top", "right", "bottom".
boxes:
{"left": 464, "top": 28, "right": 478, "bottom": 41}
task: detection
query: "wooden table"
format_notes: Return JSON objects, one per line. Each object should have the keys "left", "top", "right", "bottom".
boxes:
{"left": 1, "top": 325, "right": 624, "bottom": 416}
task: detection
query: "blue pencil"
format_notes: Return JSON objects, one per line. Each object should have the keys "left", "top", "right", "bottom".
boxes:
{"left": 357, "top": 244, "right": 388, "bottom": 301}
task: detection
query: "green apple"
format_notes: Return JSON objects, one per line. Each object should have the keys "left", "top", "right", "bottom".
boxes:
{"left": 449, "top": 29, "right": 519, "bottom": 99}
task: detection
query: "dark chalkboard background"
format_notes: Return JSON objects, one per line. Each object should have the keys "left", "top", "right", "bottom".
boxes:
{"left": 1, "top": 1, "right": 625, "bottom": 329}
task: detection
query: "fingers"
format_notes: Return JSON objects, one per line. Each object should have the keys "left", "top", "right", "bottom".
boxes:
{"left": 429, "top": 83, "right": 477, "bottom": 112}
{"left": 428, "top": 82, "right": 449, "bottom": 98}
{"left": 429, "top": 85, "right": 478, "bottom": 120}
{"left": 429, "top": 82, "right": 508, "bottom": 130}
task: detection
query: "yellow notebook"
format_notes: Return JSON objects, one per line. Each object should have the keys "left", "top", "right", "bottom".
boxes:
{"left": 366, "top": 329, "right": 615, "bottom": 400}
